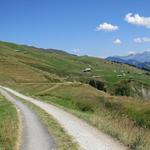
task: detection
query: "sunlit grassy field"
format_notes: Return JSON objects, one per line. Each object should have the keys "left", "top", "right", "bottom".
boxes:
{"left": 0, "top": 95, "right": 19, "bottom": 150}
{"left": 0, "top": 41, "right": 150, "bottom": 90}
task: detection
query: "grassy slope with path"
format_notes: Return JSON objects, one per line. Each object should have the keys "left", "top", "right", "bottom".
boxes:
{"left": 0, "top": 95, "right": 19, "bottom": 150}
{"left": 35, "top": 83, "right": 150, "bottom": 150}
{"left": 0, "top": 41, "right": 150, "bottom": 149}
{"left": 0, "top": 41, "right": 150, "bottom": 91}
{"left": 9, "top": 82, "right": 150, "bottom": 149}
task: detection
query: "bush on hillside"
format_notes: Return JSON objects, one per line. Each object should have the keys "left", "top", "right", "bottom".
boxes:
{"left": 88, "top": 79, "right": 106, "bottom": 92}
{"left": 115, "top": 80, "right": 131, "bottom": 96}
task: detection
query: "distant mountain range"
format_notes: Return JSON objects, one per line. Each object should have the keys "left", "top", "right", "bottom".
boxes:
{"left": 106, "top": 51, "right": 150, "bottom": 71}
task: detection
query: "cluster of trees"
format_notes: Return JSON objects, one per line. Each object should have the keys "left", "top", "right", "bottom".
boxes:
{"left": 88, "top": 79, "right": 106, "bottom": 92}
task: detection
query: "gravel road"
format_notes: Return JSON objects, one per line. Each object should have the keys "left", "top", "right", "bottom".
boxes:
{"left": 2, "top": 86, "right": 126, "bottom": 150}
{"left": 0, "top": 88, "right": 56, "bottom": 150}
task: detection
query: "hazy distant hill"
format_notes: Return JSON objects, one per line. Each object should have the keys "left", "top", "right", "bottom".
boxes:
{"left": 106, "top": 51, "right": 150, "bottom": 71}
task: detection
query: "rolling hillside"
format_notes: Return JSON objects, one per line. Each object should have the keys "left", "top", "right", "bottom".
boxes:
{"left": 1, "top": 41, "right": 150, "bottom": 149}
{"left": 0, "top": 41, "right": 150, "bottom": 99}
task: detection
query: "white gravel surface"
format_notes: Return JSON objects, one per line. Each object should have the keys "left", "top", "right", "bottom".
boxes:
{"left": 1, "top": 86, "right": 126, "bottom": 150}
{"left": 0, "top": 88, "right": 56, "bottom": 150}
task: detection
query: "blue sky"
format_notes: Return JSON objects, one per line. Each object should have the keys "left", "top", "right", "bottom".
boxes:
{"left": 0, "top": 0, "right": 150, "bottom": 57}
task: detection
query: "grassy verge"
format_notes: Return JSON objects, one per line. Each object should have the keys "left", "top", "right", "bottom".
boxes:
{"left": 20, "top": 99, "right": 78, "bottom": 150}
{"left": 40, "top": 99, "right": 150, "bottom": 150}
{"left": 0, "top": 95, "right": 19, "bottom": 150}
{"left": 56, "top": 104, "right": 150, "bottom": 150}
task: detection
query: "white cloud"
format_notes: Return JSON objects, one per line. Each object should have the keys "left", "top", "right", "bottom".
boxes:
{"left": 72, "top": 48, "right": 80, "bottom": 54}
{"left": 134, "top": 37, "right": 150, "bottom": 43}
{"left": 125, "top": 13, "right": 150, "bottom": 28}
{"left": 134, "top": 38, "right": 142, "bottom": 43}
{"left": 128, "top": 51, "right": 136, "bottom": 55}
{"left": 113, "top": 39, "right": 122, "bottom": 44}
{"left": 142, "top": 37, "right": 150, "bottom": 42}
{"left": 96, "top": 22, "right": 119, "bottom": 32}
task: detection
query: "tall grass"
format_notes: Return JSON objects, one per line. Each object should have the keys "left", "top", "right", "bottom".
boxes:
{"left": 0, "top": 95, "right": 19, "bottom": 150}
{"left": 37, "top": 83, "right": 150, "bottom": 150}
{"left": 76, "top": 108, "right": 150, "bottom": 150}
